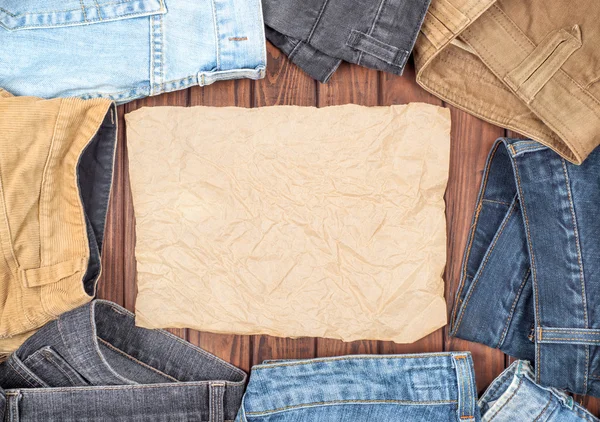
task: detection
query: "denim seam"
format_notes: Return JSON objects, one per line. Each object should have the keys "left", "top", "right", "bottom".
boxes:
{"left": 478, "top": 370, "right": 512, "bottom": 407}
{"left": 96, "top": 337, "right": 179, "bottom": 382}
{"left": 93, "top": 0, "right": 103, "bottom": 20}
{"left": 245, "top": 400, "right": 459, "bottom": 416}
{"left": 46, "top": 355, "right": 80, "bottom": 386}
{"left": 451, "top": 140, "right": 502, "bottom": 327}
{"left": 404, "top": 0, "right": 433, "bottom": 66}
{"left": 165, "top": 334, "right": 245, "bottom": 379}
{"left": 253, "top": 353, "right": 457, "bottom": 370}
{"left": 79, "top": 0, "right": 88, "bottom": 22}
{"left": 287, "top": 39, "right": 304, "bottom": 61}
{"left": 481, "top": 199, "right": 511, "bottom": 207}
{"left": 358, "top": 0, "right": 388, "bottom": 65}
{"left": 3, "top": 9, "right": 162, "bottom": 30}
{"left": 496, "top": 267, "right": 531, "bottom": 348}
{"left": 561, "top": 157, "right": 588, "bottom": 328}
{"left": 532, "top": 393, "right": 553, "bottom": 422}
{"left": 486, "top": 377, "right": 523, "bottom": 421}
{"left": 0, "top": 0, "right": 147, "bottom": 16}
{"left": 560, "top": 159, "right": 590, "bottom": 392}
{"left": 14, "top": 382, "right": 243, "bottom": 393}
{"left": 7, "top": 358, "right": 44, "bottom": 388}
{"left": 101, "top": 301, "right": 244, "bottom": 378}
{"left": 454, "top": 195, "right": 519, "bottom": 332}
{"left": 510, "top": 145, "right": 548, "bottom": 155}
{"left": 511, "top": 149, "right": 542, "bottom": 382}
{"left": 28, "top": 349, "right": 83, "bottom": 386}
{"left": 306, "top": 0, "right": 331, "bottom": 44}
{"left": 541, "top": 329, "right": 600, "bottom": 334}
{"left": 209, "top": 0, "right": 221, "bottom": 71}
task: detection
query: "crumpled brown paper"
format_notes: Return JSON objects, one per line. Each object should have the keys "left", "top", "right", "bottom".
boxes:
{"left": 126, "top": 103, "right": 450, "bottom": 343}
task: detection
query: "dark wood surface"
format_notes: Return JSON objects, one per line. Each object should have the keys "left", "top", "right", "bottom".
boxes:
{"left": 97, "top": 43, "right": 600, "bottom": 414}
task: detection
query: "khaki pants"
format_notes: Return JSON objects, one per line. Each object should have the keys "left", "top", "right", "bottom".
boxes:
{"left": 0, "top": 90, "right": 116, "bottom": 354}
{"left": 415, "top": 0, "right": 600, "bottom": 164}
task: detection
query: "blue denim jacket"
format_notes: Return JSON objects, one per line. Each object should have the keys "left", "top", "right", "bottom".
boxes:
{"left": 451, "top": 138, "right": 600, "bottom": 397}
{"left": 0, "top": 0, "right": 266, "bottom": 103}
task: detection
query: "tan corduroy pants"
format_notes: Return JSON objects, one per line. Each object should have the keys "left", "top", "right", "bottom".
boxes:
{"left": 415, "top": 0, "right": 600, "bottom": 164}
{"left": 0, "top": 90, "right": 116, "bottom": 355}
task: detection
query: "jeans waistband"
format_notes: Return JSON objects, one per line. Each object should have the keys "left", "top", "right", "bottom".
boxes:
{"left": 0, "top": 300, "right": 247, "bottom": 421}
{"left": 239, "top": 352, "right": 477, "bottom": 421}
{"left": 451, "top": 138, "right": 600, "bottom": 397}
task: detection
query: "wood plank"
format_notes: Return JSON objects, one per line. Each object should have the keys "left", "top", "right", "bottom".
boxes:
{"left": 444, "top": 107, "right": 506, "bottom": 394}
{"left": 251, "top": 43, "right": 318, "bottom": 365}
{"left": 186, "top": 79, "right": 253, "bottom": 373}
{"left": 314, "top": 63, "right": 380, "bottom": 357}
{"left": 378, "top": 62, "right": 445, "bottom": 356}
{"left": 379, "top": 60, "right": 443, "bottom": 106}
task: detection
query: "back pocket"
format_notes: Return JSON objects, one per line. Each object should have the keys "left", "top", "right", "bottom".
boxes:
{"left": 0, "top": 0, "right": 166, "bottom": 31}
{"left": 22, "top": 346, "right": 89, "bottom": 387}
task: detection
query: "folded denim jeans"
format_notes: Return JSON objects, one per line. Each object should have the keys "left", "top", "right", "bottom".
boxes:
{"left": 0, "top": 300, "right": 247, "bottom": 421}
{"left": 451, "top": 138, "right": 600, "bottom": 397}
{"left": 0, "top": 90, "right": 116, "bottom": 355}
{"left": 263, "top": 0, "right": 431, "bottom": 82}
{"left": 236, "top": 354, "right": 597, "bottom": 421}
{"left": 0, "top": 0, "right": 266, "bottom": 104}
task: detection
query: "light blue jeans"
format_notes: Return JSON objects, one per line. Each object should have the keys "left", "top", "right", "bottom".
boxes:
{"left": 0, "top": 0, "right": 266, "bottom": 103}
{"left": 236, "top": 354, "right": 598, "bottom": 421}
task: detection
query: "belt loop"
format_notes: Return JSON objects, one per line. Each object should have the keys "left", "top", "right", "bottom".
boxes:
{"left": 0, "top": 388, "right": 5, "bottom": 422}
{"left": 5, "top": 391, "right": 20, "bottom": 422}
{"left": 209, "top": 382, "right": 226, "bottom": 422}
{"left": 452, "top": 354, "right": 476, "bottom": 421}
{"left": 504, "top": 25, "right": 582, "bottom": 104}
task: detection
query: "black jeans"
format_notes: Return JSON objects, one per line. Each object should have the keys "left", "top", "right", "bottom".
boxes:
{"left": 0, "top": 300, "right": 246, "bottom": 421}
{"left": 263, "top": 0, "right": 431, "bottom": 82}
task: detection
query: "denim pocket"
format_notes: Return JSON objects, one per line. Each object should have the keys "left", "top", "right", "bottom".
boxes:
{"left": 22, "top": 346, "right": 89, "bottom": 387}
{"left": 0, "top": 0, "right": 166, "bottom": 31}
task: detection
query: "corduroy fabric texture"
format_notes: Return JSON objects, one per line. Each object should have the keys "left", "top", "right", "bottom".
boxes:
{"left": 0, "top": 89, "right": 116, "bottom": 355}
{"left": 414, "top": 0, "right": 600, "bottom": 164}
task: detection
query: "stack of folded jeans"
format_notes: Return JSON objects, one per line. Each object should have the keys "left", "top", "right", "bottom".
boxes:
{"left": 451, "top": 138, "right": 600, "bottom": 398}
{"left": 2, "top": 301, "right": 598, "bottom": 421}
{"left": 0, "top": 300, "right": 246, "bottom": 421}
{"left": 237, "top": 354, "right": 598, "bottom": 422}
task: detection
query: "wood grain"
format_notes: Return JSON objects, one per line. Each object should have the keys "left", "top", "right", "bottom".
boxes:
{"left": 94, "top": 43, "right": 599, "bottom": 415}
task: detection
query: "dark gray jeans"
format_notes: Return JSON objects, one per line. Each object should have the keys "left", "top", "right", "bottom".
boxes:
{"left": 263, "top": 0, "right": 431, "bottom": 82}
{"left": 0, "top": 300, "right": 246, "bottom": 421}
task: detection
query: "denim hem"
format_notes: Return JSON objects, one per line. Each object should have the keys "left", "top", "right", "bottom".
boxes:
{"left": 79, "top": 66, "right": 266, "bottom": 104}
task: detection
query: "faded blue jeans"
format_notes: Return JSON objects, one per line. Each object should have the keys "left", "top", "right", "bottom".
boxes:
{"left": 451, "top": 138, "right": 600, "bottom": 397}
{"left": 236, "top": 354, "right": 597, "bottom": 421}
{"left": 0, "top": 0, "right": 266, "bottom": 103}
{"left": 0, "top": 300, "right": 247, "bottom": 421}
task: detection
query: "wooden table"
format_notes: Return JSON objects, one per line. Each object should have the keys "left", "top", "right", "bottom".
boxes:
{"left": 97, "top": 43, "right": 600, "bottom": 415}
